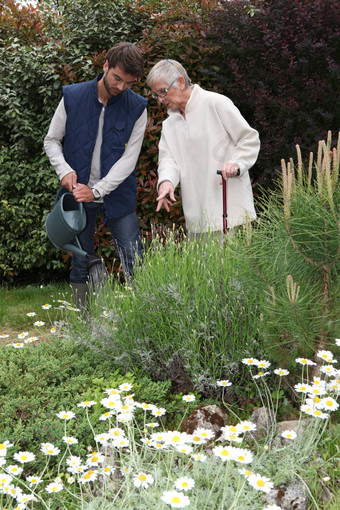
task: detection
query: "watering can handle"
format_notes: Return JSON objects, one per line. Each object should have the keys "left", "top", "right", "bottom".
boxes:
{"left": 54, "top": 186, "right": 67, "bottom": 206}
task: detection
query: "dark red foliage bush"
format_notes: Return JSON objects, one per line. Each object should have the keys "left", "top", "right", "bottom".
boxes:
{"left": 204, "top": 0, "right": 340, "bottom": 185}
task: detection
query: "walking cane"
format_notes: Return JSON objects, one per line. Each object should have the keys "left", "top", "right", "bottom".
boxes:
{"left": 216, "top": 169, "right": 240, "bottom": 234}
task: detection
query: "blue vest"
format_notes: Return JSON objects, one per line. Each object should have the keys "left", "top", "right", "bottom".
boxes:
{"left": 62, "top": 74, "right": 147, "bottom": 218}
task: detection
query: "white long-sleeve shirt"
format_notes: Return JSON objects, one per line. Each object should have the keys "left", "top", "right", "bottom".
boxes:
{"left": 158, "top": 85, "right": 260, "bottom": 232}
{"left": 44, "top": 98, "right": 147, "bottom": 200}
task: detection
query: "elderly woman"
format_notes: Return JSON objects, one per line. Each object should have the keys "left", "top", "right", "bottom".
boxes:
{"left": 147, "top": 59, "right": 260, "bottom": 235}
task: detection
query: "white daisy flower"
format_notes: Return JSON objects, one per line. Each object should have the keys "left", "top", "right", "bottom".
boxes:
{"left": 233, "top": 448, "right": 253, "bottom": 464}
{"left": 12, "top": 343, "right": 25, "bottom": 348}
{"left": 295, "top": 358, "right": 316, "bottom": 366}
{"left": 145, "top": 422, "right": 159, "bottom": 428}
{"left": 79, "top": 469, "right": 98, "bottom": 484}
{"left": 42, "top": 304, "right": 52, "bottom": 310}
{"left": 151, "top": 407, "right": 166, "bottom": 417}
{"left": 86, "top": 452, "right": 105, "bottom": 466}
{"left": 0, "top": 440, "right": 13, "bottom": 456}
{"left": 217, "top": 379, "right": 232, "bottom": 387}
{"left": 94, "top": 433, "right": 110, "bottom": 445}
{"left": 319, "top": 396, "right": 339, "bottom": 411}
{"left": 192, "top": 427, "right": 215, "bottom": 441}
{"left": 236, "top": 421, "right": 257, "bottom": 433}
{"left": 13, "top": 451, "right": 35, "bottom": 464}
{"left": 5, "top": 464, "right": 23, "bottom": 475}
{"left": 320, "top": 365, "right": 336, "bottom": 376}
{"left": 174, "top": 476, "right": 195, "bottom": 492}
{"left": 45, "top": 481, "right": 63, "bottom": 493}
{"left": 26, "top": 475, "right": 43, "bottom": 486}
{"left": 175, "top": 444, "right": 193, "bottom": 455}
{"left": 77, "top": 400, "right": 97, "bottom": 408}
{"left": 161, "top": 490, "right": 190, "bottom": 508}
{"left": 34, "top": 321, "right": 45, "bottom": 327}
{"left": 247, "top": 473, "right": 274, "bottom": 493}
{"left": 294, "top": 383, "right": 311, "bottom": 393}
{"left": 56, "top": 410, "right": 76, "bottom": 420}
{"left": 212, "top": 444, "right": 237, "bottom": 461}
{"left": 118, "top": 382, "right": 133, "bottom": 392}
{"left": 41, "top": 444, "right": 60, "bottom": 456}
{"left": 26, "top": 312, "right": 36, "bottom": 317}
{"left": 274, "top": 368, "right": 289, "bottom": 376}
{"left": 255, "top": 360, "right": 271, "bottom": 369}
{"left": 253, "top": 371, "right": 270, "bottom": 379}
{"left": 191, "top": 453, "right": 207, "bottom": 462}
{"left": 133, "top": 472, "right": 154, "bottom": 489}
{"left": 99, "top": 411, "right": 114, "bottom": 421}
{"left": 17, "top": 332, "right": 29, "bottom": 339}
{"left": 242, "top": 358, "right": 259, "bottom": 366}
{"left": 281, "top": 430, "right": 297, "bottom": 440}
{"left": 317, "top": 350, "right": 334, "bottom": 361}
{"left": 62, "top": 436, "right": 78, "bottom": 445}
{"left": 182, "top": 394, "right": 195, "bottom": 402}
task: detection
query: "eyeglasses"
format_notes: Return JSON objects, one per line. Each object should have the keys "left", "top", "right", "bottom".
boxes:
{"left": 151, "top": 78, "right": 177, "bottom": 100}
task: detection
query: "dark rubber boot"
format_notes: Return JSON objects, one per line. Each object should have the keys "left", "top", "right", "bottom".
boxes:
{"left": 71, "top": 282, "right": 89, "bottom": 313}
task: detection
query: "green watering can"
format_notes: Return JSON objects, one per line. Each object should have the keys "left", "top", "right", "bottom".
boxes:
{"left": 45, "top": 190, "right": 101, "bottom": 268}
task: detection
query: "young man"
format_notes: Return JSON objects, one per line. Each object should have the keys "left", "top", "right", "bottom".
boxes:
{"left": 44, "top": 42, "right": 147, "bottom": 306}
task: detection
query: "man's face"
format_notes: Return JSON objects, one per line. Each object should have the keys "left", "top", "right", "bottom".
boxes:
{"left": 102, "top": 62, "right": 139, "bottom": 96}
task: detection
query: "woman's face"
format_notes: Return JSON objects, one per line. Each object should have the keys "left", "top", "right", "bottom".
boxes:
{"left": 150, "top": 77, "right": 187, "bottom": 112}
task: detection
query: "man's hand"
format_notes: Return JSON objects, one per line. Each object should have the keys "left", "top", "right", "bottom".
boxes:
{"left": 61, "top": 171, "right": 77, "bottom": 192}
{"left": 72, "top": 184, "right": 96, "bottom": 203}
{"left": 156, "top": 181, "right": 176, "bottom": 212}
{"left": 219, "top": 162, "right": 240, "bottom": 184}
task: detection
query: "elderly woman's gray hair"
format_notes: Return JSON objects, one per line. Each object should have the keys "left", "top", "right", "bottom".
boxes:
{"left": 147, "top": 59, "right": 192, "bottom": 89}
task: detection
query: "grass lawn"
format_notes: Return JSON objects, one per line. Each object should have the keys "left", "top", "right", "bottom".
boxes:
{"left": 0, "top": 282, "right": 72, "bottom": 346}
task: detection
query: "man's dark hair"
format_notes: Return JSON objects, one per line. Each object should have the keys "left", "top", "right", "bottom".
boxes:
{"left": 105, "top": 42, "right": 144, "bottom": 78}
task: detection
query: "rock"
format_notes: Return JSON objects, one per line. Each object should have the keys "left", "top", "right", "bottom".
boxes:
{"left": 274, "top": 418, "right": 312, "bottom": 446}
{"left": 180, "top": 404, "right": 229, "bottom": 439}
{"left": 265, "top": 480, "right": 309, "bottom": 510}
{"left": 249, "top": 407, "right": 274, "bottom": 437}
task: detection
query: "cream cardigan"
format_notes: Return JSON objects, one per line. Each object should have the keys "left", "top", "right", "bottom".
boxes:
{"left": 157, "top": 85, "right": 260, "bottom": 233}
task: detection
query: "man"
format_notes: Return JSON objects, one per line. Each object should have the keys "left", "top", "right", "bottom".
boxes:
{"left": 44, "top": 42, "right": 147, "bottom": 306}
{"left": 147, "top": 59, "right": 260, "bottom": 237}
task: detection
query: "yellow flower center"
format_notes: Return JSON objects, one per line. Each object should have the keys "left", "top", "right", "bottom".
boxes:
{"left": 0, "top": 444, "right": 5, "bottom": 449}
{"left": 245, "top": 470, "right": 252, "bottom": 476}
{"left": 84, "top": 470, "right": 94, "bottom": 480}
{"left": 325, "top": 400, "right": 333, "bottom": 407}
{"left": 221, "top": 449, "right": 230, "bottom": 456}
{"left": 256, "top": 480, "right": 265, "bottom": 487}
{"left": 84, "top": 401, "right": 90, "bottom": 405}
{"left": 139, "top": 474, "right": 147, "bottom": 481}
{"left": 258, "top": 371, "right": 264, "bottom": 376}
{"left": 193, "top": 436, "right": 200, "bottom": 442}
{"left": 171, "top": 497, "right": 181, "bottom": 504}
{"left": 172, "top": 436, "right": 180, "bottom": 442}
{"left": 91, "top": 456, "right": 99, "bottom": 462}
{"left": 21, "top": 455, "right": 27, "bottom": 460}
{"left": 238, "top": 456, "right": 245, "bottom": 461}
{"left": 182, "top": 482, "right": 188, "bottom": 487}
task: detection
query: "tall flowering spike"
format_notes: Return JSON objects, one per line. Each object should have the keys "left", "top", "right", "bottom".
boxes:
{"left": 281, "top": 159, "right": 293, "bottom": 222}
{"left": 331, "top": 147, "right": 339, "bottom": 189}
{"left": 286, "top": 274, "right": 300, "bottom": 305}
{"left": 307, "top": 151, "right": 313, "bottom": 189}
{"left": 296, "top": 144, "right": 303, "bottom": 186}
{"left": 316, "top": 140, "right": 323, "bottom": 194}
